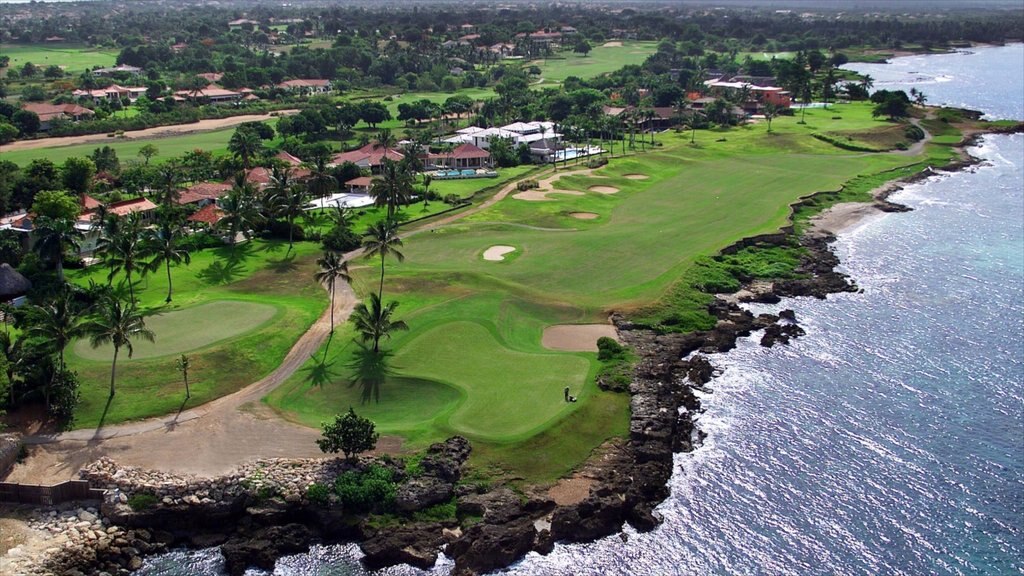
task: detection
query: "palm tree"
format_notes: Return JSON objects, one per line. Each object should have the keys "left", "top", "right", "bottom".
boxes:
{"left": 32, "top": 216, "right": 83, "bottom": 283}
{"left": 315, "top": 250, "right": 351, "bottom": 335}
{"left": 155, "top": 161, "right": 180, "bottom": 208}
{"left": 362, "top": 219, "right": 404, "bottom": 303}
{"left": 25, "top": 291, "right": 84, "bottom": 408}
{"left": 145, "top": 223, "right": 191, "bottom": 303}
{"left": 763, "top": 102, "right": 780, "bottom": 132}
{"left": 218, "top": 174, "right": 260, "bottom": 246}
{"left": 84, "top": 296, "right": 155, "bottom": 398}
{"left": 859, "top": 74, "right": 875, "bottom": 93}
{"left": 266, "top": 166, "right": 308, "bottom": 254}
{"left": 96, "top": 213, "right": 145, "bottom": 306}
{"left": 305, "top": 156, "right": 336, "bottom": 199}
{"left": 370, "top": 159, "right": 414, "bottom": 219}
{"left": 375, "top": 128, "right": 397, "bottom": 160}
{"left": 283, "top": 185, "right": 309, "bottom": 254}
{"left": 421, "top": 174, "right": 433, "bottom": 208}
{"left": 228, "top": 128, "right": 262, "bottom": 169}
{"left": 350, "top": 293, "right": 408, "bottom": 354}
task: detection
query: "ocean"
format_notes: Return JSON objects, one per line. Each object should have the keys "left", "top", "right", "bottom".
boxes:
{"left": 139, "top": 44, "right": 1024, "bottom": 576}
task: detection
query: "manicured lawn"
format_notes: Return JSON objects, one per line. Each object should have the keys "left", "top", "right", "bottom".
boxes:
{"left": 0, "top": 44, "right": 119, "bottom": 73}
{"left": 72, "top": 300, "right": 277, "bottom": 361}
{"left": 530, "top": 41, "right": 659, "bottom": 87}
{"left": 65, "top": 239, "right": 327, "bottom": 428}
{"left": 1, "top": 120, "right": 282, "bottom": 166}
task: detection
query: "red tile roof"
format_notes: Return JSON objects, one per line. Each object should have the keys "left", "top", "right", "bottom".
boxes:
{"left": 331, "top": 142, "right": 404, "bottom": 167}
{"left": 21, "top": 102, "right": 95, "bottom": 122}
{"left": 187, "top": 204, "right": 225, "bottom": 225}
{"left": 275, "top": 150, "right": 304, "bottom": 166}
{"left": 80, "top": 194, "right": 102, "bottom": 211}
{"left": 345, "top": 177, "right": 373, "bottom": 187}
{"left": 107, "top": 197, "right": 157, "bottom": 217}
{"left": 177, "top": 182, "right": 232, "bottom": 205}
{"left": 450, "top": 143, "right": 490, "bottom": 159}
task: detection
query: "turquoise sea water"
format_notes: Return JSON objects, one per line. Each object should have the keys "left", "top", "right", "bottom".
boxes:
{"left": 140, "top": 45, "right": 1024, "bottom": 576}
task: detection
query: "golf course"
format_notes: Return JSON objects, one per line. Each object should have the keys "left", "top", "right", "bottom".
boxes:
{"left": 41, "top": 100, "right": 966, "bottom": 481}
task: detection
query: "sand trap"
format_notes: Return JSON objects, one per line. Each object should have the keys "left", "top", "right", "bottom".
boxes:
{"left": 542, "top": 324, "right": 618, "bottom": 352}
{"left": 483, "top": 245, "right": 516, "bottom": 261}
{"left": 601, "top": 41, "right": 623, "bottom": 48}
{"left": 589, "top": 185, "right": 620, "bottom": 194}
{"left": 570, "top": 212, "right": 599, "bottom": 220}
{"left": 512, "top": 189, "right": 583, "bottom": 201}
{"left": 623, "top": 173, "right": 649, "bottom": 180}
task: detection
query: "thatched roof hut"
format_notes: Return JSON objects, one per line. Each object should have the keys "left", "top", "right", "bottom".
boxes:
{"left": 0, "top": 263, "right": 31, "bottom": 300}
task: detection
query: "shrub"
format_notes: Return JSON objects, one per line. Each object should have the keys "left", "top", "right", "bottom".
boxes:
{"left": 128, "top": 492, "right": 159, "bottom": 511}
{"left": 306, "top": 482, "right": 331, "bottom": 505}
{"left": 443, "top": 194, "right": 460, "bottom": 205}
{"left": 516, "top": 179, "right": 538, "bottom": 191}
{"left": 333, "top": 465, "right": 396, "bottom": 513}
{"left": 413, "top": 499, "right": 457, "bottom": 522}
{"left": 904, "top": 124, "right": 925, "bottom": 142}
{"left": 596, "top": 337, "right": 625, "bottom": 361}
{"left": 321, "top": 225, "right": 361, "bottom": 253}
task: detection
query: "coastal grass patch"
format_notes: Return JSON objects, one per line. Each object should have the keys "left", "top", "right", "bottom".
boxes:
{"left": 65, "top": 239, "right": 326, "bottom": 428}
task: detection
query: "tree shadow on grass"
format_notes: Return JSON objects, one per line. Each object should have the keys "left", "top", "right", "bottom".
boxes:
{"left": 256, "top": 240, "right": 286, "bottom": 255}
{"left": 213, "top": 241, "right": 256, "bottom": 265}
{"left": 266, "top": 253, "right": 299, "bottom": 274}
{"left": 197, "top": 258, "right": 245, "bottom": 285}
{"left": 347, "top": 347, "right": 393, "bottom": 405}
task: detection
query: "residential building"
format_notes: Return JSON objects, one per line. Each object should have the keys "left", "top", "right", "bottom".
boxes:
{"left": 20, "top": 102, "right": 95, "bottom": 130}
{"left": 330, "top": 141, "right": 404, "bottom": 172}
{"left": 429, "top": 143, "right": 492, "bottom": 169}
{"left": 72, "top": 84, "right": 148, "bottom": 105}
{"left": 276, "top": 79, "right": 332, "bottom": 94}
{"left": 92, "top": 65, "right": 143, "bottom": 77}
{"left": 177, "top": 182, "right": 232, "bottom": 207}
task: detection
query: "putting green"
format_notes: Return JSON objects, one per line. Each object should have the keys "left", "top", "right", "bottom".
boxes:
{"left": 391, "top": 321, "right": 590, "bottom": 441}
{"left": 73, "top": 300, "right": 277, "bottom": 361}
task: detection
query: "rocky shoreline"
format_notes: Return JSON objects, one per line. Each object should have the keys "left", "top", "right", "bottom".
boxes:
{"left": 10, "top": 121, "right": 1022, "bottom": 576}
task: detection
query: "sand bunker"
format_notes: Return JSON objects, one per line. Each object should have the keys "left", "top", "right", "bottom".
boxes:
{"left": 588, "top": 185, "right": 620, "bottom": 194}
{"left": 513, "top": 168, "right": 606, "bottom": 202}
{"left": 483, "top": 245, "right": 516, "bottom": 261}
{"left": 569, "top": 212, "right": 599, "bottom": 220}
{"left": 513, "top": 189, "right": 583, "bottom": 201}
{"left": 542, "top": 324, "right": 619, "bottom": 352}
{"left": 601, "top": 41, "right": 623, "bottom": 48}
{"left": 623, "top": 173, "right": 650, "bottom": 180}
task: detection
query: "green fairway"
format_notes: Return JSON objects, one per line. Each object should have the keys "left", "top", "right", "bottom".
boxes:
{"left": 66, "top": 240, "right": 327, "bottom": 428}
{"left": 392, "top": 321, "right": 590, "bottom": 440}
{"left": 0, "top": 125, "right": 249, "bottom": 166}
{"left": 530, "top": 41, "right": 658, "bottom": 87}
{"left": 0, "top": 44, "right": 119, "bottom": 73}
{"left": 266, "top": 102, "right": 951, "bottom": 480}
{"left": 72, "top": 300, "right": 277, "bottom": 361}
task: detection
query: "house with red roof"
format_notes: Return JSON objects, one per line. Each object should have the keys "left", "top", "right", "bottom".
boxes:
{"left": 20, "top": 103, "right": 94, "bottom": 130}
{"left": 177, "top": 182, "right": 232, "bottom": 206}
{"left": 344, "top": 176, "right": 373, "bottom": 194}
{"left": 275, "top": 150, "right": 304, "bottom": 166}
{"left": 331, "top": 142, "right": 405, "bottom": 172}
{"left": 187, "top": 204, "right": 226, "bottom": 227}
{"left": 429, "top": 143, "right": 492, "bottom": 169}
